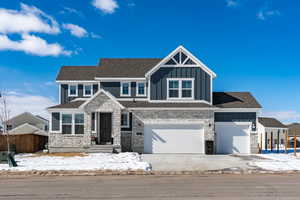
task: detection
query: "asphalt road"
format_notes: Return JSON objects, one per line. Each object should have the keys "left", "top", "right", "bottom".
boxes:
{"left": 1, "top": 174, "right": 300, "bottom": 200}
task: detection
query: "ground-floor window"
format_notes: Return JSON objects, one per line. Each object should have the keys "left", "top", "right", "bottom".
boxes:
{"left": 121, "top": 112, "right": 129, "bottom": 128}
{"left": 61, "top": 113, "right": 84, "bottom": 135}
{"left": 75, "top": 114, "right": 84, "bottom": 135}
{"left": 62, "top": 114, "right": 72, "bottom": 134}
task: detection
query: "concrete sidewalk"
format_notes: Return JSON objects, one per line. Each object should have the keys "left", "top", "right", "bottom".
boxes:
{"left": 142, "top": 154, "right": 263, "bottom": 171}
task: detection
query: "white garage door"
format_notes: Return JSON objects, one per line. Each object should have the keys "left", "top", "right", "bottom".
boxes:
{"left": 144, "top": 123, "right": 204, "bottom": 154}
{"left": 215, "top": 122, "right": 251, "bottom": 154}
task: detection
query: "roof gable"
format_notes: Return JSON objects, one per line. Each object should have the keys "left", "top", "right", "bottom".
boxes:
{"left": 258, "top": 117, "right": 287, "bottom": 128}
{"left": 145, "top": 45, "right": 217, "bottom": 78}
{"left": 213, "top": 92, "right": 262, "bottom": 108}
{"left": 7, "top": 112, "right": 48, "bottom": 124}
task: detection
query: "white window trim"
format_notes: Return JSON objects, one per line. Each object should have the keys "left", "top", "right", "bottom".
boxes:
{"left": 83, "top": 84, "right": 93, "bottom": 97}
{"left": 68, "top": 84, "right": 78, "bottom": 97}
{"left": 121, "top": 112, "right": 130, "bottom": 128}
{"left": 60, "top": 112, "right": 84, "bottom": 135}
{"left": 136, "top": 81, "right": 147, "bottom": 97}
{"left": 166, "top": 78, "right": 194, "bottom": 100}
{"left": 120, "top": 81, "right": 131, "bottom": 97}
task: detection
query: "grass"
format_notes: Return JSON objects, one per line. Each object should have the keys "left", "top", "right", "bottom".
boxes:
{"left": 29, "top": 152, "right": 88, "bottom": 157}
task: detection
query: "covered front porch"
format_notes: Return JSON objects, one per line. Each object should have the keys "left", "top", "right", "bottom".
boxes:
{"left": 82, "top": 89, "right": 125, "bottom": 152}
{"left": 48, "top": 89, "right": 125, "bottom": 153}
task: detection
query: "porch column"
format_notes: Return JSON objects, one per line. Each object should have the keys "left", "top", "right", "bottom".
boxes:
{"left": 84, "top": 112, "right": 92, "bottom": 146}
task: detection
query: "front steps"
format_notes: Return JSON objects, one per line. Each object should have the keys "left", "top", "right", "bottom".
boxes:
{"left": 86, "top": 145, "right": 114, "bottom": 153}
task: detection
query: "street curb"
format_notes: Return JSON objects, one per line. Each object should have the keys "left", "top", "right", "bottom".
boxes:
{"left": 1, "top": 169, "right": 300, "bottom": 177}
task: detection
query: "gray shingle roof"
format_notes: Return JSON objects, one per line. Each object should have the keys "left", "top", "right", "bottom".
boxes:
{"left": 48, "top": 100, "right": 85, "bottom": 109}
{"left": 258, "top": 117, "right": 287, "bottom": 128}
{"left": 56, "top": 66, "right": 97, "bottom": 81}
{"left": 213, "top": 92, "right": 262, "bottom": 108}
{"left": 48, "top": 92, "right": 261, "bottom": 109}
{"left": 287, "top": 123, "right": 300, "bottom": 137}
{"left": 97, "top": 58, "right": 162, "bottom": 78}
{"left": 119, "top": 101, "right": 213, "bottom": 108}
{"left": 56, "top": 59, "right": 162, "bottom": 80}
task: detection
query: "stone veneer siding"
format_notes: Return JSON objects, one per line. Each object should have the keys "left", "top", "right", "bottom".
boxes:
{"left": 49, "top": 91, "right": 122, "bottom": 153}
{"left": 250, "top": 133, "right": 259, "bottom": 154}
{"left": 83, "top": 92, "right": 122, "bottom": 150}
{"left": 131, "top": 110, "right": 214, "bottom": 153}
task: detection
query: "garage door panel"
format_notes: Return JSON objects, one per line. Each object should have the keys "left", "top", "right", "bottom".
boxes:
{"left": 216, "top": 123, "right": 250, "bottom": 154}
{"left": 144, "top": 124, "right": 204, "bottom": 154}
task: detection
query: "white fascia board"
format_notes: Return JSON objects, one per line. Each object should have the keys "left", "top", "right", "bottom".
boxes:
{"left": 95, "top": 77, "right": 146, "bottom": 81}
{"left": 128, "top": 107, "right": 218, "bottom": 111}
{"left": 117, "top": 98, "right": 148, "bottom": 101}
{"left": 264, "top": 127, "right": 289, "bottom": 130}
{"left": 47, "top": 108, "right": 83, "bottom": 112}
{"left": 56, "top": 80, "right": 98, "bottom": 83}
{"left": 148, "top": 100, "right": 211, "bottom": 104}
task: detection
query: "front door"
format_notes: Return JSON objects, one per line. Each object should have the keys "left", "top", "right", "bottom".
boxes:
{"left": 99, "top": 113, "right": 112, "bottom": 144}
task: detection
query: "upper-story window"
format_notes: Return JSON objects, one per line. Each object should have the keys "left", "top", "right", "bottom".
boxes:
{"left": 136, "top": 82, "right": 146, "bottom": 96}
{"left": 68, "top": 84, "right": 78, "bottom": 97}
{"left": 167, "top": 78, "right": 194, "bottom": 100}
{"left": 84, "top": 84, "right": 93, "bottom": 97}
{"left": 121, "top": 82, "right": 131, "bottom": 96}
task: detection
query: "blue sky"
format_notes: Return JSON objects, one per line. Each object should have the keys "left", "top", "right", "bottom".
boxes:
{"left": 0, "top": 0, "right": 299, "bottom": 123}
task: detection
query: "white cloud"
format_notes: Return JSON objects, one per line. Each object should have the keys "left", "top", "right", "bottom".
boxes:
{"left": 257, "top": 9, "right": 280, "bottom": 20}
{"left": 60, "top": 7, "right": 83, "bottom": 17}
{"left": 0, "top": 3, "right": 60, "bottom": 34}
{"left": 0, "top": 34, "right": 72, "bottom": 56}
{"left": 44, "top": 81, "right": 55, "bottom": 86}
{"left": 226, "top": 0, "right": 238, "bottom": 7}
{"left": 4, "top": 91, "right": 57, "bottom": 120}
{"left": 63, "top": 23, "right": 88, "bottom": 38}
{"left": 90, "top": 32, "right": 102, "bottom": 39}
{"left": 92, "top": 0, "right": 119, "bottom": 14}
{"left": 261, "top": 111, "right": 300, "bottom": 123}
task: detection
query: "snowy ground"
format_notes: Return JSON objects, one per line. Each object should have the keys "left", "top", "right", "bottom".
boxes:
{"left": 0, "top": 153, "right": 151, "bottom": 171}
{"left": 251, "top": 154, "right": 300, "bottom": 171}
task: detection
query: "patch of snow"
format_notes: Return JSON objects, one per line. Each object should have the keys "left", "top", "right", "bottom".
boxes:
{"left": 250, "top": 154, "right": 300, "bottom": 171}
{"left": 0, "top": 153, "right": 151, "bottom": 171}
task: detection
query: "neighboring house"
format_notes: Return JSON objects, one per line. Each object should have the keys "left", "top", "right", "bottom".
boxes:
{"left": 48, "top": 45, "right": 262, "bottom": 154}
{"left": 257, "top": 117, "right": 288, "bottom": 152}
{"left": 0, "top": 112, "right": 49, "bottom": 153}
{"left": 287, "top": 123, "right": 300, "bottom": 147}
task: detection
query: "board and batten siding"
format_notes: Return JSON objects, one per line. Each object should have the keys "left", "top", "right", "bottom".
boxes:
{"left": 150, "top": 67, "right": 211, "bottom": 102}
{"left": 100, "top": 82, "right": 147, "bottom": 99}
{"left": 214, "top": 112, "right": 257, "bottom": 131}
{"left": 60, "top": 84, "right": 99, "bottom": 104}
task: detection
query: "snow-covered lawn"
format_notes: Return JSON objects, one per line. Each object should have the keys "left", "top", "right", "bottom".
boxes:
{"left": 251, "top": 154, "right": 300, "bottom": 171}
{"left": 0, "top": 153, "right": 151, "bottom": 171}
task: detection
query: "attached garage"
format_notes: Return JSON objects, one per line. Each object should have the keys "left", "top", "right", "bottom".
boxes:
{"left": 144, "top": 123, "right": 204, "bottom": 154}
{"left": 215, "top": 122, "right": 251, "bottom": 154}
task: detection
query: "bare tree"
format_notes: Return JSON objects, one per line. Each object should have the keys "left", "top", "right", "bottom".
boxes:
{"left": 0, "top": 91, "right": 11, "bottom": 154}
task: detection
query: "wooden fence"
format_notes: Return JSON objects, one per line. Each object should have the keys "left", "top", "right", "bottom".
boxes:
{"left": 0, "top": 134, "right": 48, "bottom": 153}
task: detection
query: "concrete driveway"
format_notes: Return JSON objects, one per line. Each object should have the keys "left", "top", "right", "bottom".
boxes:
{"left": 142, "top": 154, "right": 260, "bottom": 171}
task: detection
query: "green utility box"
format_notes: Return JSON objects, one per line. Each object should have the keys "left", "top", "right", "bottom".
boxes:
{"left": 0, "top": 151, "right": 17, "bottom": 167}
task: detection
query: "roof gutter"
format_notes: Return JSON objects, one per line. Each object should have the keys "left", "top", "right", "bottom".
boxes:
{"left": 95, "top": 77, "right": 146, "bottom": 81}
